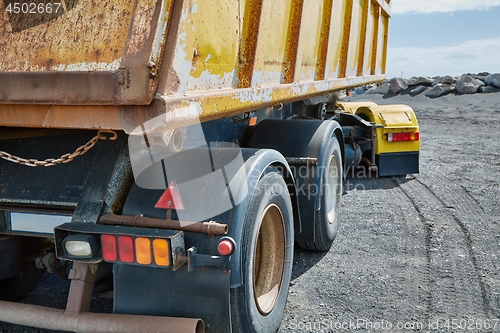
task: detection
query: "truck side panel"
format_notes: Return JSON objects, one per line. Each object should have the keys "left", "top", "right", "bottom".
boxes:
{"left": 0, "top": 0, "right": 174, "bottom": 105}
{"left": 0, "top": 0, "right": 391, "bottom": 131}
{"left": 159, "top": 0, "right": 391, "bottom": 95}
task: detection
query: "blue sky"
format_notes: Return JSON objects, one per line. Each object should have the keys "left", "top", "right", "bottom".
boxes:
{"left": 386, "top": 1, "right": 500, "bottom": 78}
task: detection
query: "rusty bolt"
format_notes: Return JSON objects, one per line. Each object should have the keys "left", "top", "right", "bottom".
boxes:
{"left": 147, "top": 61, "right": 157, "bottom": 78}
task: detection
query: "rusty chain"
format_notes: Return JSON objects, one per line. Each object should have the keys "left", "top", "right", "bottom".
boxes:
{"left": 0, "top": 130, "right": 118, "bottom": 167}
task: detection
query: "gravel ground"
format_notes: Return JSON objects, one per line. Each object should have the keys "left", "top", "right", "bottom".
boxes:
{"left": 1, "top": 93, "right": 499, "bottom": 333}
{"left": 279, "top": 93, "right": 500, "bottom": 333}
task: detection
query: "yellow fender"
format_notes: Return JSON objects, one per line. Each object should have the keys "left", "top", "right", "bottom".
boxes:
{"left": 355, "top": 104, "right": 420, "bottom": 155}
{"left": 337, "top": 101, "right": 420, "bottom": 176}
{"left": 336, "top": 101, "right": 378, "bottom": 114}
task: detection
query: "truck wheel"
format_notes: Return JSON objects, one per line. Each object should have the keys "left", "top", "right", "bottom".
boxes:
{"left": 298, "top": 137, "right": 343, "bottom": 251}
{"left": 231, "top": 169, "right": 293, "bottom": 333}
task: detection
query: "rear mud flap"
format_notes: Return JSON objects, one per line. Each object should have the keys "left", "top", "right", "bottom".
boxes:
{"left": 377, "top": 152, "right": 419, "bottom": 177}
{"left": 114, "top": 264, "right": 231, "bottom": 333}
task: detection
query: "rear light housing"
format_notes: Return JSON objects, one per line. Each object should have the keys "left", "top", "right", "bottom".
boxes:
{"left": 101, "top": 234, "right": 173, "bottom": 268}
{"left": 54, "top": 223, "right": 186, "bottom": 269}
{"left": 387, "top": 132, "right": 420, "bottom": 142}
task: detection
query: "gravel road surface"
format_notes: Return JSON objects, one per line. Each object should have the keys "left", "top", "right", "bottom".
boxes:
{"left": 1, "top": 93, "right": 499, "bottom": 333}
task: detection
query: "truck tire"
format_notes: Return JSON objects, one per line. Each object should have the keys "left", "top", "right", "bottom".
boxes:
{"left": 247, "top": 119, "right": 343, "bottom": 252}
{"left": 297, "top": 137, "right": 343, "bottom": 251}
{"left": 230, "top": 169, "right": 293, "bottom": 333}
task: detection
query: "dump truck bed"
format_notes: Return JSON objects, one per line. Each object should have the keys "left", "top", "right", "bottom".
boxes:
{"left": 0, "top": 0, "right": 390, "bottom": 132}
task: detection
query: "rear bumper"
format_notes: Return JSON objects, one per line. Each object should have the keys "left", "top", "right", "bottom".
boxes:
{"left": 0, "top": 261, "right": 205, "bottom": 333}
{"left": 0, "top": 301, "right": 204, "bottom": 333}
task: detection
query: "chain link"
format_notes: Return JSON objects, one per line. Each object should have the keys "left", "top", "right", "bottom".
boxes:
{"left": 0, "top": 130, "right": 118, "bottom": 167}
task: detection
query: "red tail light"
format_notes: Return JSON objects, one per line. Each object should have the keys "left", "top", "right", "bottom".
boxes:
{"left": 118, "top": 236, "right": 135, "bottom": 263}
{"left": 101, "top": 235, "right": 118, "bottom": 262}
{"left": 387, "top": 132, "right": 420, "bottom": 142}
{"left": 101, "top": 234, "right": 172, "bottom": 268}
{"left": 217, "top": 237, "right": 236, "bottom": 256}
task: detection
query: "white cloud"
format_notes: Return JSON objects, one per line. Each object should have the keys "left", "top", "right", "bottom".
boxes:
{"left": 391, "top": 0, "right": 500, "bottom": 14}
{"left": 386, "top": 38, "right": 500, "bottom": 78}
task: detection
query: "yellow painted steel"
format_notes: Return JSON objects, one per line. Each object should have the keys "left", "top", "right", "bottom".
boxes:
{"left": 0, "top": 0, "right": 392, "bottom": 131}
{"left": 346, "top": 0, "right": 362, "bottom": 77}
{"left": 353, "top": 104, "right": 420, "bottom": 154}
{"left": 377, "top": 13, "right": 390, "bottom": 75}
{"left": 251, "top": 0, "right": 292, "bottom": 87}
{"left": 186, "top": 1, "right": 240, "bottom": 91}
{"left": 362, "top": 1, "right": 376, "bottom": 75}
{"left": 248, "top": 0, "right": 292, "bottom": 86}
{"left": 161, "top": 0, "right": 391, "bottom": 101}
{"left": 336, "top": 101, "right": 377, "bottom": 114}
{"left": 296, "top": 0, "right": 323, "bottom": 82}
{"left": 325, "top": 0, "right": 345, "bottom": 78}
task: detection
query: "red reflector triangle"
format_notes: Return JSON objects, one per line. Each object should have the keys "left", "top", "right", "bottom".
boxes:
{"left": 155, "top": 181, "right": 185, "bottom": 210}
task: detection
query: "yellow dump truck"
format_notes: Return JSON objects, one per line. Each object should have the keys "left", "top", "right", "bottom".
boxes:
{"left": 0, "top": 0, "right": 419, "bottom": 332}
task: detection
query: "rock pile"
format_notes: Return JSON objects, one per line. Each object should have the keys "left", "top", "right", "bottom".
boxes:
{"left": 356, "top": 72, "right": 500, "bottom": 98}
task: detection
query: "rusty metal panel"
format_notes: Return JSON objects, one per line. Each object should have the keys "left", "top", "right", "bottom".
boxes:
{"left": 362, "top": 0, "right": 376, "bottom": 76}
{"left": 376, "top": 11, "right": 389, "bottom": 75}
{"left": 324, "top": 0, "right": 345, "bottom": 78}
{"left": 370, "top": 1, "right": 380, "bottom": 75}
{"left": 0, "top": 0, "right": 391, "bottom": 131}
{"left": 338, "top": 0, "right": 353, "bottom": 78}
{"left": 281, "top": 0, "right": 303, "bottom": 84}
{"left": 237, "top": 0, "right": 263, "bottom": 88}
{"left": 295, "top": 0, "right": 323, "bottom": 82}
{"left": 0, "top": 0, "right": 174, "bottom": 105}
{"left": 0, "top": 75, "right": 386, "bottom": 133}
{"left": 1, "top": 1, "right": 133, "bottom": 72}
{"left": 249, "top": 0, "right": 291, "bottom": 86}
{"left": 185, "top": 0, "right": 240, "bottom": 92}
{"left": 159, "top": 0, "right": 241, "bottom": 95}
{"left": 356, "top": 0, "right": 369, "bottom": 77}
{"left": 315, "top": 0, "right": 333, "bottom": 81}
{"left": 345, "top": 0, "right": 363, "bottom": 78}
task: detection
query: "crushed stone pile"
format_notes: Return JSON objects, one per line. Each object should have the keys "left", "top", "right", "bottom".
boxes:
{"left": 352, "top": 72, "right": 500, "bottom": 99}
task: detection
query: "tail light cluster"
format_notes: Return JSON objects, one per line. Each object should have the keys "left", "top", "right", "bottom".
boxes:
{"left": 387, "top": 132, "right": 420, "bottom": 142}
{"left": 101, "top": 234, "right": 171, "bottom": 268}
{"left": 57, "top": 224, "right": 236, "bottom": 272}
